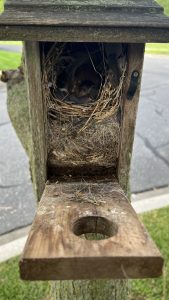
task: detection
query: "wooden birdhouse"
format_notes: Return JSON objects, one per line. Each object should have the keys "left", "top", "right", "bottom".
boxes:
{"left": 0, "top": 0, "right": 169, "bottom": 280}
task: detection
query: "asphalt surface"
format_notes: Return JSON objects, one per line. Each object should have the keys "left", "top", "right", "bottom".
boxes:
{"left": 0, "top": 54, "right": 169, "bottom": 235}
{"left": 131, "top": 55, "right": 169, "bottom": 192}
{"left": 0, "top": 44, "right": 22, "bottom": 53}
{"left": 0, "top": 82, "right": 36, "bottom": 235}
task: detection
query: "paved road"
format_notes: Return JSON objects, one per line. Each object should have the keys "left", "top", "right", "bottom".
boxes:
{"left": 0, "top": 55, "right": 169, "bottom": 235}
{"left": 0, "top": 82, "right": 36, "bottom": 235}
{"left": 0, "top": 44, "right": 22, "bottom": 53}
{"left": 131, "top": 55, "right": 169, "bottom": 192}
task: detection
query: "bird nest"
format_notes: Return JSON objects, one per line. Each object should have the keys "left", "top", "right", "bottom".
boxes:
{"left": 42, "top": 42, "right": 127, "bottom": 171}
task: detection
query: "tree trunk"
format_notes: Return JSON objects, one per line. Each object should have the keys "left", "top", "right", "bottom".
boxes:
{"left": 50, "top": 280, "right": 129, "bottom": 300}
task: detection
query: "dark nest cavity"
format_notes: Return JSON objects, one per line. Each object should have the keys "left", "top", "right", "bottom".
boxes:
{"left": 42, "top": 42, "right": 127, "bottom": 170}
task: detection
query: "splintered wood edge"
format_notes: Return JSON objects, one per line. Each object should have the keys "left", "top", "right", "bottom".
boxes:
{"left": 19, "top": 180, "right": 164, "bottom": 280}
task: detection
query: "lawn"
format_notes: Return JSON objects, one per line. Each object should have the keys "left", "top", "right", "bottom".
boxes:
{"left": 158, "top": 0, "right": 169, "bottom": 15}
{"left": 0, "top": 41, "right": 22, "bottom": 46}
{"left": 0, "top": 50, "right": 21, "bottom": 70}
{"left": 0, "top": 0, "right": 22, "bottom": 70}
{"left": 0, "top": 206, "right": 169, "bottom": 300}
{"left": 0, "top": 257, "right": 49, "bottom": 300}
{"left": 0, "top": 0, "right": 3, "bottom": 12}
{"left": 146, "top": 43, "right": 169, "bottom": 55}
{"left": 131, "top": 206, "right": 169, "bottom": 300}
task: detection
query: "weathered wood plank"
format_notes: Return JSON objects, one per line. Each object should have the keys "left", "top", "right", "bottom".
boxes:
{"left": 5, "top": 0, "right": 162, "bottom": 11}
{"left": 0, "top": 26, "right": 169, "bottom": 43}
{"left": 1, "top": 0, "right": 168, "bottom": 42}
{"left": 1, "top": 10, "right": 168, "bottom": 27}
{"left": 20, "top": 179, "right": 163, "bottom": 280}
{"left": 24, "top": 42, "right": 47, "bottom": 200}
{"left": 117, "top": 44, "right": 145, "bottom": 192}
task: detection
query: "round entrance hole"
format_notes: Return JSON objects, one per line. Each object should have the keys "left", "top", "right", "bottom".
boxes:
{"left": 72, "top": 216, "right": 118, "bottom": 240}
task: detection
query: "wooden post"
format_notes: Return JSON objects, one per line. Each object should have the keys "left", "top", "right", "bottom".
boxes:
{"left": 49, "top": 44, "right": 145, "bottom": 300}
{"left": 24, "top": 41, "right": 47, "bottom": 200}
{"left": 117, "top": 43, "right": 145, "bottom": 192}
{"left": 51, "top": 280, "right": 129, "bottom": 300}
{"left": 19, "top": 42, "right": 146, "bottom": 300}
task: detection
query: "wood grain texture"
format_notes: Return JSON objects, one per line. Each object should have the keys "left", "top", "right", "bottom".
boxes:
{"left": 5, "top": 0, "right": 163, "bottom": 11}
{"left": 0, "top": 0, "right": 169, "bottom": 42}
{"left": 24, "top": 42, "right": 47, "bottom": 200}
{"left": 1, "top": 9, "right": 168, "bottom": 27}
{"left": 0, "top": 26, "right": 169, "bottom": 43}
{"left": 20, "top": 179, "right": 163, "bottom": 280}
{"left": 117, "top": 44, "right": 145, "bottom": 192}
{"left": 51, "top": 280, "right": 128, "bottom": 300}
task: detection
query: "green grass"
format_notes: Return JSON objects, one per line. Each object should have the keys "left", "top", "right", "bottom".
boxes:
{"left": 158, "top": 0, "right": 169, "bottom": 15}
{"left": 0, "top": 50, "right": 21, "bottom": 70}
{"left": 0, "top": 257, "right": 49, "bottom": 300}
{"left": 146, "top": 43, "right": 169, "bottom": 55}
{"left": 0, "top": 41, "right": 22, "bottom": 46}
{"left": 0, "top": 206, "right": 168, "bottom": 300}
{"left": 131, "top": 206, "right": 169, "bottom": 300}
{"left": 0, "top": 0, "right": 4, "bottom": 13}
{"left": 0, "top": 0, "right": 22, "bottom": 70}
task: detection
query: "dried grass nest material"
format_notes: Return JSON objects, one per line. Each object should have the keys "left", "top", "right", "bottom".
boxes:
{"left": 42, "top": 43, "right": 127, "bottom": 132}
{"left": 42, "top": 43, "right": 127, "bottom": 167}
{"left": 48, "top": 118, "right": 121, "bottom": 167}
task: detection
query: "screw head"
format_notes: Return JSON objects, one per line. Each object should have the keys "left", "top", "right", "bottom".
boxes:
{"left": 133, "top": 71, "right": 139, "bottom": 78}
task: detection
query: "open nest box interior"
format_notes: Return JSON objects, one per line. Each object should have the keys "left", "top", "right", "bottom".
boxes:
{"left": 19, "top": 41, "right": 164, "bottom": 281}
{"left": 42, "top": 42, "right": 127, "bottom": 177}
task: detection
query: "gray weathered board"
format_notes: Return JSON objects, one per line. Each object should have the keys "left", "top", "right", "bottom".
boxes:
{"left": 0, "top": 0, "right": 169, "bottom": 42}
{"left": 20, "top": 178, "right": 163, "bottom": 280}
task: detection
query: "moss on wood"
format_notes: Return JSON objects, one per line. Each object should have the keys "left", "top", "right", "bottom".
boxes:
{"left": 7, "top": 79, "right": 31, "bottom": 156}
{"left": 6, "top": 79, "right": 38, "bottom": 196}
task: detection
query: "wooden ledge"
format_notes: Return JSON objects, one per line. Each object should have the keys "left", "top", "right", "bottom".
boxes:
{"left": 20, "top": 179, "right": 163, "bottom": 280}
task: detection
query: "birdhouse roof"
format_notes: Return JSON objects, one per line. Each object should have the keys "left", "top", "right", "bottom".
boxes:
{"left": 0, "top": 0, "right": 169, "bottom": 42}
